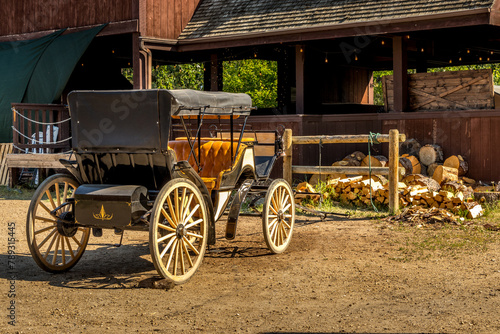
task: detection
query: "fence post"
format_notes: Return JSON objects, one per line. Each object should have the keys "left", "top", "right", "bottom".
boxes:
{"left": 388, "top": 129, "right": 400, "bottom": 215}
{"left": 283, "top": 129, "right": 293, "bottom": 185}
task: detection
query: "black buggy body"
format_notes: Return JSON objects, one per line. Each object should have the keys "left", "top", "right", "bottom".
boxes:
{"left": 26, "top": 89, "right": 295, "bottom": 284}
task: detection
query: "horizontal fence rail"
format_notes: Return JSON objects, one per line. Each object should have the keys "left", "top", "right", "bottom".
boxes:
{"left": 11, "top": 103, "right": 71, "bottom": 154}
{"left": 283, "top": 129, "right": 406, "bottom": 215}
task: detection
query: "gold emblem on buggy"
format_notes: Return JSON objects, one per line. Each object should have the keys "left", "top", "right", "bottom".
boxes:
{"left": 93, "top": 205, "right": 113, "bottom": 220}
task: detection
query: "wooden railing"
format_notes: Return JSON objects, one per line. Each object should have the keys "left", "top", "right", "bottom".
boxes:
{"left": 283, "top": 129, "right": 406, "bottom": 214}
{"left": 11, "top": 103, "right": 71, "bottom": 153}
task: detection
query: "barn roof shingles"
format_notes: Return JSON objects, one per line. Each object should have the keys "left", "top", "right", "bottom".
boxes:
{"left": 179, "top": 0, "right": 495, "bottom": 40}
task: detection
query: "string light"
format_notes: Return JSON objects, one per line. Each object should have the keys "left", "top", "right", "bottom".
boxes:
{"left": 467, "top": 49, "right": 470, "bottom": 54}
{"left": 300, "top": 48, "right": 303, "bottom": 53}
{"left": 449, "top": 59, "right": 452, "bottom": 64}
{"left": 381, "top": 40, "right": 385, "bottom": 45}
{"left": 420, "top": 48, "right": 425, "bottom": 53}
{"left": 459, "top": 57, "right": 462, "bottom": 62}
{"left": 406, "top": 35, "right": 410, "bottom": 39}
{"left": 355, "top": 55, "right": 358, "bottom": 61}
{"left": 325, "top": 54, "right": 328, "bottom": 63}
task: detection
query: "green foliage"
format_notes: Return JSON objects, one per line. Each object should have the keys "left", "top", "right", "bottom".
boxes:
{"left": 153, "top": 63, "right": 204, "bottom": 90}
{"left": 223, "top": 59, "right": 278, "bottom": 108}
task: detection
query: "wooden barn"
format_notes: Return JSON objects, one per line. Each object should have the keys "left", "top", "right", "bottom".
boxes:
{"left": 1, "top": 0, "right": 500, "bottom": 184}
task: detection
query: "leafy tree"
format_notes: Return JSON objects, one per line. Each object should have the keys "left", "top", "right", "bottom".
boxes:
{"left": 223, "top": 59, "right": 278, "bottom": 108}
{"left": 152, "top": 63, "right": 204, "bottom": 90}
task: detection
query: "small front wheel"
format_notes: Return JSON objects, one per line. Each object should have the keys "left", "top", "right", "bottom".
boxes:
{"left": 262, "top": 179, "right": 295, "bottom": 254}
{"left": 26, "top": 174, "right": 90, "bottom": 272}
{"left": 149, "top": 179, "right": 208, "bottom": 284}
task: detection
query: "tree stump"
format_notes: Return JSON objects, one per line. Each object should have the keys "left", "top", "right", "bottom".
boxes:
{"left": 443, "top": 155, "right": 468, "bottom": 176}
{"left": 419, "top": 144, "right": 444, "bottom": 166}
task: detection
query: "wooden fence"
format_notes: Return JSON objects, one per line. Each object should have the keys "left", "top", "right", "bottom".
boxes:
{"left": 283, "top": 129, "right": 406, "bottom": 214}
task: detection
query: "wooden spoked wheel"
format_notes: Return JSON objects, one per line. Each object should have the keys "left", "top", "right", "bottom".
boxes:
{"left": 26, "top": 174, "right": 90, "bottom": 272}
{"left": 262, "top": 179, "right": 295, "bottom": 254}
{"left": 149, "top": 179, "right": 208, "bottom": 284}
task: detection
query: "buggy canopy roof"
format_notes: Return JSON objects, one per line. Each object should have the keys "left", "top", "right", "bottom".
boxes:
{"left": 67, "top": 89, "right": 253, "bottom": 153}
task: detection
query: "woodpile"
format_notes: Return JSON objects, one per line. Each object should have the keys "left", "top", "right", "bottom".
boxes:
{"left": 299, "top": 141, "right": 489, "bottom": 220}
{"left": 387, "top": 206, "right": 462, "bottom": 226}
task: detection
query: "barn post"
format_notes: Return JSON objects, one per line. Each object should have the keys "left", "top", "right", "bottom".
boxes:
{"left": 388, "top": 129, "right": 400, "bottom": 215}
{"left": 283, "top": 129, "right": 293, "bottom": 185}
{"left": 392, "top": 36, "right": 408, "bottom": 112}
{"left": 295, "top": 45, "right": 305, "bottom": 114}
{"left": 204, "top": 54, "right": 223, "bottom": 91}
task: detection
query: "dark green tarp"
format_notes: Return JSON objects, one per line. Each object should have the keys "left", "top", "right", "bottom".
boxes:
{"left": 0, "top": 25, "right": 105, "bottom": 143}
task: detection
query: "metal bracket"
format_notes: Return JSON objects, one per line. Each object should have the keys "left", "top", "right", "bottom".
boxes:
{"left": 225, "top": 179, "right": 255, "bottom": 240}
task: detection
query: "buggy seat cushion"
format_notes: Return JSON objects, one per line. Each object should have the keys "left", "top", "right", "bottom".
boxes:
{"left": 168, "top": 139, "right": 248, "bottom": 190}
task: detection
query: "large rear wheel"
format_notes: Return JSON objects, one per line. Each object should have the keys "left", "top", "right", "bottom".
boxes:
{"left": 262, "top": 179, "right": 295, "bottom": 254}
{"left": 26, "top": 174, "right": 90, "bottom": 272}
{"left": 149, "top": 179, "right": 208, "bottom": 284}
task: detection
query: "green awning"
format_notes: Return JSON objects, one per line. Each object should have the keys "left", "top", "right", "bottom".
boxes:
{"left": 0, "top": 24, "right": 105, "bottom": 143}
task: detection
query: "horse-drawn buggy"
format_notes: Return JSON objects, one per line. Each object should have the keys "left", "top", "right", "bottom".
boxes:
{"left": 26, "top": 89, "right": 295, "bottom": 284}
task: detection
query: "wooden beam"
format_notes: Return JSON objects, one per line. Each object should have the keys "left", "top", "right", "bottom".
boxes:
{"left": 295, "top": 45, "right": 305, "bottom": 114}
{"left": 283, "top": 129, "right": 293, "bottom": 185}
{"left": 292, "top": 133, "right": 406, "bottom": 145}
{"left": 206, "top": 53, "right": 223, "bottom": 91}
{"left": 388, "top": 129, "right": 400, "bottom": 214}
{"left": 392, "top": 36, "right": 408, "bottom": 112}
{"left": 6, "top": 153, "right": 71, "bottom": 169}
{"left": 132, "top": 32, "right": 144, "bottom": 89}
{"left": 292, "top": 165, "right": 405, "bottom": 177}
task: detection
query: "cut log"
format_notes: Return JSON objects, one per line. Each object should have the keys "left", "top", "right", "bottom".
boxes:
{"left": 413, "top": 177, "right": 441, "bottom": 192}
{"left": 474, "top": 191, "right": 500, "bottom": 203}
{"left": 462, "top": 176, "right": 475, "bottom": 185}
{"left": 398, "top": 157, "right": 413, "bottom": 176}
{"left": 427, "top": 163, "right": 442, "bottom": 178}
{"left": 465, "top": 202, "right": 484, "bottom": 219}
{"left": 443, "top": 155, "right": 468, "bottom": 176}
{"left": 309, "top": 160, "right": 349, "bottom": 185}
{"left": 432, "top": 165, "right": 458, "bottom": 184}
{"left": 400, "top": 138, "right": 421, "bottom": 157}
{"left": 342, "top": 151, "right": 366, "bottom": 166}
{"left": 441, "top": 181, "right": 473, "bottom": 199}
{"left": 361, "top": 155, "right": 388, "bottom": 168}
{"left": 402, "top": 154, "right": 421, "bottom": 175}
{"left": 419, "top": 144, "right": 444, "bottom": 166}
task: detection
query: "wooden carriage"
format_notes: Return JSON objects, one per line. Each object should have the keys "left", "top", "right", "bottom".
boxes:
{"left": 26, "top": 89, "right": 295, "bottom": 284}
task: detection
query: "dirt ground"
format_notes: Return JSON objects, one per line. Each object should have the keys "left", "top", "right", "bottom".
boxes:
{"left": 1, "top": 198, "right": 500, "bottom": 334}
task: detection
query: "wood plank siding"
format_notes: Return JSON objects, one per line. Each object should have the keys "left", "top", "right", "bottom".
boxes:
{"left": 0, "top": 0, "right": 135, "bottom": 36}
{"left": 246, "top": 111, "right": 500, "bottom": 182}
{"left": 144, "top": 0, "right": 201, "bottom": 39}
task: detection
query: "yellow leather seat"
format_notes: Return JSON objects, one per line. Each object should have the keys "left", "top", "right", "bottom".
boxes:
{"left": 168, "top": 139, "right": 248, "bottom": 191}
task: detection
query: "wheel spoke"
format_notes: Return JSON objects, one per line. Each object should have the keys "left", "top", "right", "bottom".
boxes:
{"left": 71, "top": 235, "right": 82, "bottom": 248}
{"left": 179, "top": 187, "right": 187, "bottom": 224}
{"left": 182, "top": 236, "right": 200, "bottom": 256}
{"left": 179, "top": 240, "right": 186, "bottom": 274}
{"left": 268, "top": 218, "right": 278, "bottom": 230}
{"left": 282, "top": 202, "right": 292, "bottom": 213}
{"left": 185, "top": 218, "right": 203, "bottom": 230}
{"left": 55, "top": 182, "right": 61, "bottom": 208}
{"left": 52, "top": 235, "right": 61, "bottom": 265}
{"left": 181, "top": 240, "right": 194, "bottom": 267}
{"left": 165, "top": 239, "right": 178, "bottom": 271}
{"left": 65, "top": 237, "right": 75, "bottom": 259}
{"left": 270, "top": 204, "right": 279, "bottom": 215}
{"left": 35, "top": 225, "right": 57, "bottom": 235}
{"left": 45, "top": 190, "right": 57, "bottom": 210}
{"left": 281, "top": 223, "right": 289, "bottom": 240}
{"left": 166, "top": 196, "right": 178, "bottom": 225}
{"left": 271, "top": 191, "right": 279, "bottom": 212}
{"left": 267, "top": 214, "right": 277, "bottom": 218}
{"left": 160, "top": 236, "right": 176, "bottom": 259}
{"left": 282, "top": 194, "right": 290, "bottom": 209}
{"left": 61, "top": 235, "right": 66, "bottom": 264}
{"left": 270, "top": 221, "right": 279, "bottom": 241}
{"left": 173, "top": 241, "right": 180, "bottom": 275}
{"left": 34, "top": 216, "right": 58, "bottom": 224}
{"left": 186, "top": 231, "right": 204, "bottom": 239}
{"left": 39, "top": 201, "right": 57, "bottom": 218}
{"left": 174, "top": 188, "right": 180, "bottom": 224}
{"left": 182, "top": 193, "right": 194, "bottom": 222}
{"left": 282, "top": 220, "right": 292, "bottom": 230}
{"left": 184, "top": 204, "right": 200, "bottom": 225}
{"left": 157, "top": 232, "right": 175, "bottom": 243}
{"left": 279, "top": 187, "right": 284, "bottom": 208}
{"left": 38, "top": 227, "right": 58, "bottom": 248}
{"left": 161, "top": 207, "right": 177, "bottom": 228}
{"left": 158, "top": 222, "right": 176, "bottom": 232}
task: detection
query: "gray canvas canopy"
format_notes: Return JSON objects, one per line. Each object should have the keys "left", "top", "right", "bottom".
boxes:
{"left": 67, "top": 89, "right": 253, "bottom": 153}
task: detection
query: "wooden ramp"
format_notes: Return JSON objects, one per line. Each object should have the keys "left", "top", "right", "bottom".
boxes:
{"left": 0, "top": 144, "right": 13, "bottom": 185}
